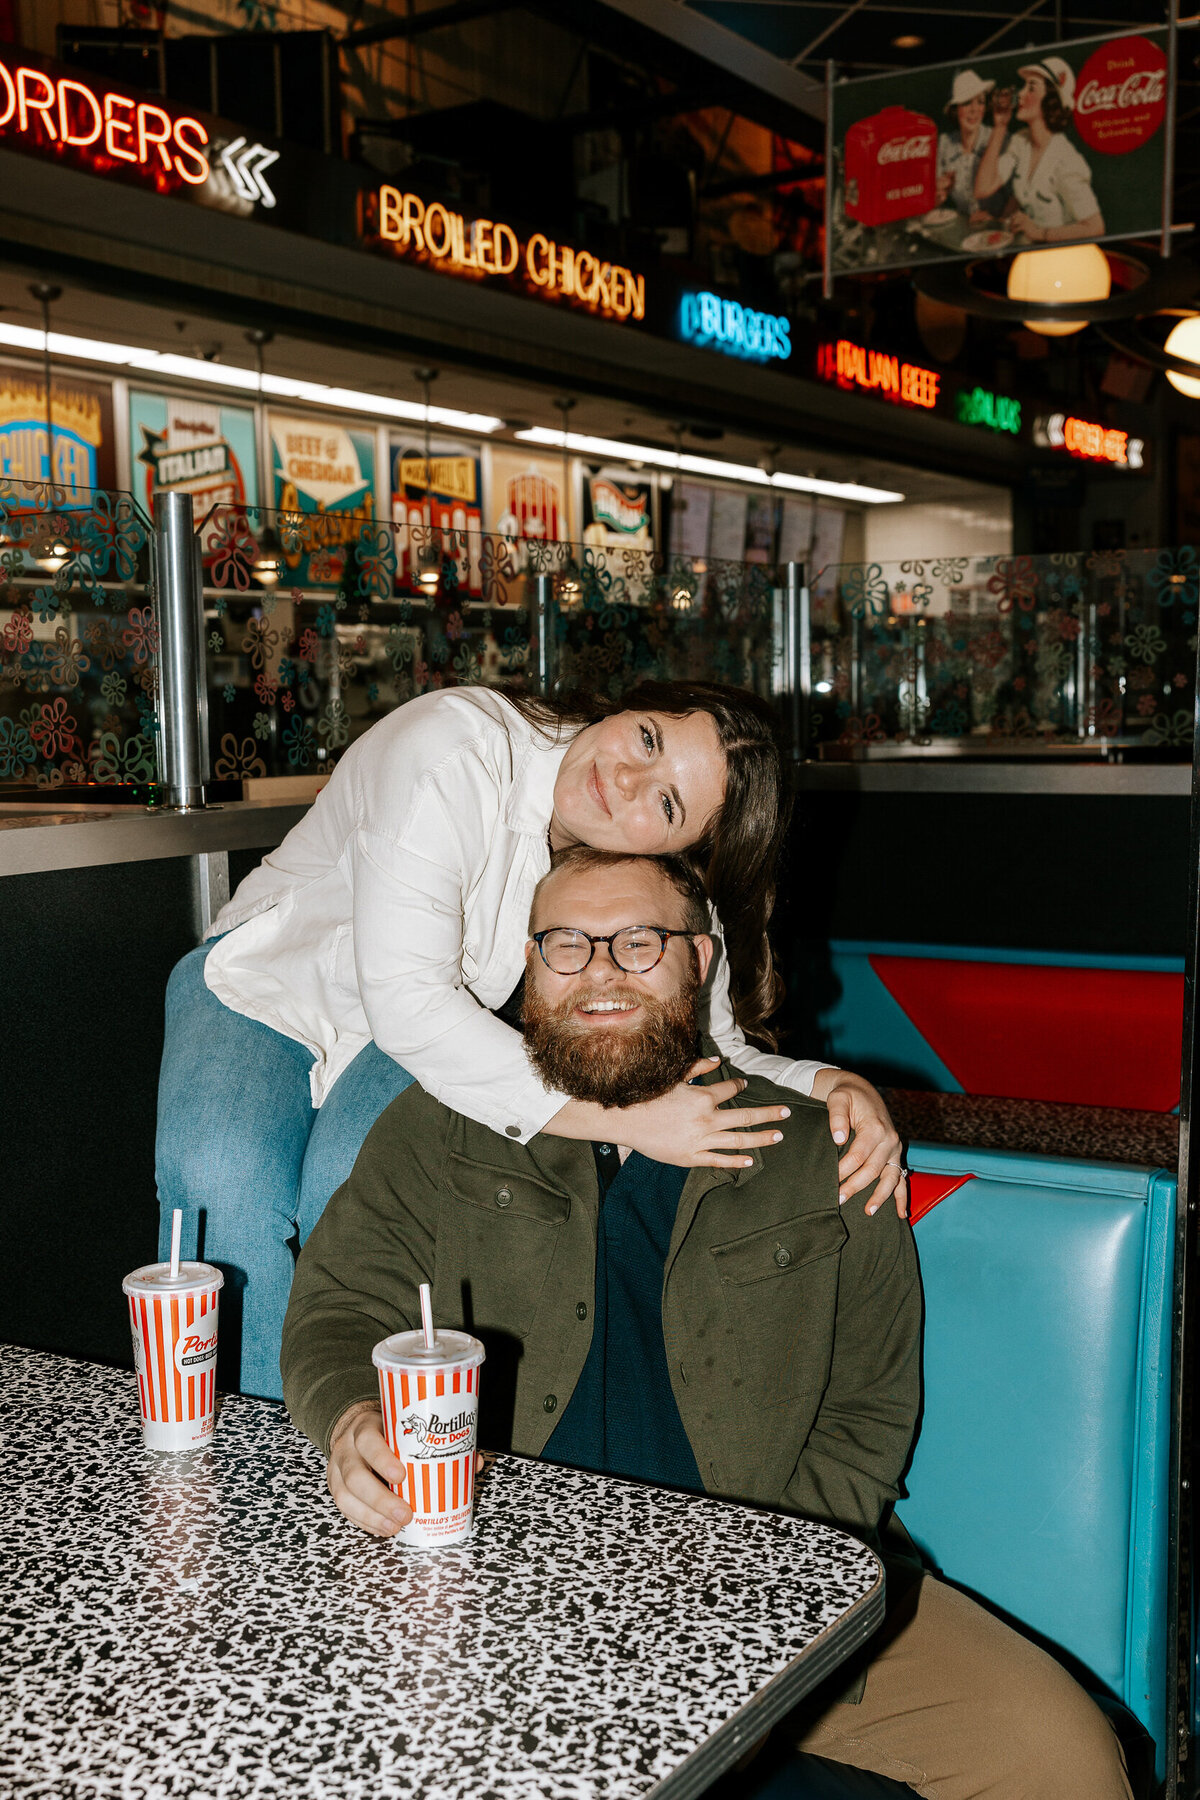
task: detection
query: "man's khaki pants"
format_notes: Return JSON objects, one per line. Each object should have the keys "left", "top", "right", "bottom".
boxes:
{"left": 786, "top": 1573, "right": 1134, "bottom": 1799}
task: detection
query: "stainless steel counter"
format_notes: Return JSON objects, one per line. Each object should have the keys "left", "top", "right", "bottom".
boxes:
{"left": 796, "top": 762, "right": 1191, "bottom": 797}
{"left": 0, "top": 800, "right": 309, "bottom": 877}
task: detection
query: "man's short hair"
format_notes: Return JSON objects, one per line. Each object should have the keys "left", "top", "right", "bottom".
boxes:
{"left": 529, "top": 847, "right": 711, "bottom": 936}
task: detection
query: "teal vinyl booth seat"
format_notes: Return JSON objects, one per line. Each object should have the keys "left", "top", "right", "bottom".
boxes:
{"left": 898, "top": 1144, "right": 1176, "bottom": 1788}
{"left": 712, "top": 1141, "right": 1177, "bottom": 1800}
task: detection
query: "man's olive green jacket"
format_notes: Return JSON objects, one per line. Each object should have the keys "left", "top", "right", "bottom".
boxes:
{"left": 282, "top": 1060, "right": 921, "bottom": 1541}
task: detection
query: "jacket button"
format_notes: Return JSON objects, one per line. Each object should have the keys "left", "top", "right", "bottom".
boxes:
{"left": 495, "top": 1187, "right": 514, "bottom": 1209}
{"left": 575, "top": 1301, "right": 588, "bottom": 1320}
{"left": 543, "top": 1394, "right": 557, "bottom": 1413}
{"left": 774, "top": 1244, "right": 792, "bottom": 1268}
{"left": 505, "top": 1125, "right": 521, "bottom": 1138}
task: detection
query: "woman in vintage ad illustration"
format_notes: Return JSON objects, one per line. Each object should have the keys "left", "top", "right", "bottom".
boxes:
{"left": 936, "top": 69, "right": 995, "bottom": 216}
{"left": 973, "top": 55, "right": 1105, "bottom": 241}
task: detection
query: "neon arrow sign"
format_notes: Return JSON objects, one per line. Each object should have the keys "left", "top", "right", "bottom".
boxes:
{"left": 218, "top": 136, "right": 279, "bottom": 209}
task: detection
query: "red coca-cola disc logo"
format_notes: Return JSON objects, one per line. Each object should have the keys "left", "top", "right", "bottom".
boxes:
{"left": 1074, "top": 35, "right": 1167, "bottom": 155}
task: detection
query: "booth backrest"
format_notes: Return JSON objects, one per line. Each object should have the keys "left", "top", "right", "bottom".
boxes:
{"left": 816, "top": 941, "right": 1184, "bottom": 1110}
{"left": 899, "top": 1144, "right": 1176, "bottom": 1782}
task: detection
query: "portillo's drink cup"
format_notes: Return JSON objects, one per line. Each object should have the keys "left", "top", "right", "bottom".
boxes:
{"left": 373, "top": 1328, "right": 485, "bottom": 1548}
{"left": 123, "top": 1262, "right": 223, "bottom": 1452}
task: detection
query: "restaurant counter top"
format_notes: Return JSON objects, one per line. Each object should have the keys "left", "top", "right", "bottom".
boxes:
{"left": 0, "top": 756, "right": 1190, "bottom": 881}
{"left": 0, "top": 798, "right": 310, "bottom": 877}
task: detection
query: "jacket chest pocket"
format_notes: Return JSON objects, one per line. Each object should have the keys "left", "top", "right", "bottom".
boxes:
{"left": 710, "top": 1211, "right": 846, "bottom": 1405}
{"left": 442, "top": 1156, "right": 570, "bottom": 1338}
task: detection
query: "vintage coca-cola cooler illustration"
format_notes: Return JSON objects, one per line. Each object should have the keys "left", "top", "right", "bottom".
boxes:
{"left": 844, "top": 106, "right": 937, "bottom": 227}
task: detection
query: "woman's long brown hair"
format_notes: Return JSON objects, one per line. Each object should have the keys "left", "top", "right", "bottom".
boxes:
{"left": 503, "top": 681, "right": 792, "bottom": 1050}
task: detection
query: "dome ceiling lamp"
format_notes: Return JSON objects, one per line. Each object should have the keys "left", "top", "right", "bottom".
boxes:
{"left": 913, "top": 242, "right": 1195, "bottom": 331}
{"left": 1006, "top": 244, "right": 1112, "bottom": 337}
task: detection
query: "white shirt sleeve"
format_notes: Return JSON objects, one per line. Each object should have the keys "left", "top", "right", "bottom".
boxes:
{"left": 700, "top": 923, "right": 832, "bottom": 1098}
{"left": 351, "top": 791, "right": 568, "bottom": 1145}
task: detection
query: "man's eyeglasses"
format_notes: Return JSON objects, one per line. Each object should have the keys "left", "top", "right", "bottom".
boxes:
{"left": 532, "top": 925, "right": 694, "bottom": 976}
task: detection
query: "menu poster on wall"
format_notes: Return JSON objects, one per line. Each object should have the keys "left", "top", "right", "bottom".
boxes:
{"left": 779, "top": 495, "right": 815, "bottom": 566}
{"left": 391, "top": 437, "right": 484, "bottom": 595}
{"left": 668, "top": 479, "right": 713, "bottom": 560}
{"left": 810, "top": 506, "right": 847, "bottom": 596}
{"left": 710, "top": 487, "right": 749, "bottom": 563}
{"left": 0, "top": 366, "right": 115, "bottom": 499}
{"left": 271, "top": 414, "right": 375, "bottom": 588}
{"left": 581, "top": 467, "right": 655, "bottom": 553}
{"left": 745, "top": 495, "right": 778, "bottom": 564}
{"left": 131, "top": 392, "right": 257, "bottom": 554}
{"left": 490, "top": 447, "right": 572, "bottom": 546}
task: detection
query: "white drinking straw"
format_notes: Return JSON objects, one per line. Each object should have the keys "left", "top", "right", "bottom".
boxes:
{"left": 169, "top": 1208, "right": 182, "bottom": 1280}
{"left": 418, "top": 1281, "right": 436, "bottom": 1351}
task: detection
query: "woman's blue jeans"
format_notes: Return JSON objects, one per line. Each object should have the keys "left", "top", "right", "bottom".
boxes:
{"left": 155, "top": 940, "right": 413, "bottom": 1401}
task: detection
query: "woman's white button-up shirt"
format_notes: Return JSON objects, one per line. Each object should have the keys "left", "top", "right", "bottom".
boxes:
{"left": 204, "top": 687, "right": 824, "bottom": 1141}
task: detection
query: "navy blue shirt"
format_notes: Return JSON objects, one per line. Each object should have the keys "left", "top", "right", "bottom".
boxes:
{"left": 543, "top": 1144, "right": 704, "bottom": 1493}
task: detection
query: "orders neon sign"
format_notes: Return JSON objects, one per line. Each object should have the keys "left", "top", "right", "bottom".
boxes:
{"left": 679, "top": 292, "right": 791, "bottom": 363}
{"left": 369, "top": 186, "right": 645, "bottom": 323}
{"left": 816, "top": 338, "right": 940, "bottom": 408}
{"left": 0, "top": 61, "right": 209, "bottom": 183}
{"left": 1034, "top": 412, "right": 1145, "bottom": 469}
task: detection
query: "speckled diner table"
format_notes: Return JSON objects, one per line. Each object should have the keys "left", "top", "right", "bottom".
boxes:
{"left": 1, "top": 1344, "right": 884, "bottom": 1800}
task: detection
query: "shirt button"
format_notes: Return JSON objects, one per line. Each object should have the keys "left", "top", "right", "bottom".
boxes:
{"left": 774, "top": 1245, "right": 792, "bottom": 1268}
{"left": 575, "top": 1302, "right": 588, "bottom": 1321}
{"left": 495, "top": 1187, "right": 514, "bottom": 1209}
{"left": 543, "top": 1394, "right": 557, "bottom": 1414}
{"left": 505, "top": 1125, "right": 521, "bottom": 1138}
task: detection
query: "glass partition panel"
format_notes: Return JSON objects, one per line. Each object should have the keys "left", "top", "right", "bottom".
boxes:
{"left": 809, "top": 547, "right": 1198, "bottom": 753}
{"left": 201, "top": 504, "right": 782, "bottom": 784}
{"left": 0, "top": 479, "right": 159, "bottom": 798}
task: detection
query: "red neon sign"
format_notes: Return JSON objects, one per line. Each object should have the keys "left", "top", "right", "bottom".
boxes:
{"left": 0, "top": 60, "right": 209, "bottom": 185}
{"left": 1034, "top": 412, "right": 1146, "bottom": 469}
{"left": 816, "top": 338, "right": 940, "bottom": 409}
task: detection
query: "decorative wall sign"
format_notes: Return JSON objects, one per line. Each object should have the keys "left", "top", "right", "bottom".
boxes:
{"left": 0, "top": 366, "right": 115, "bottom": 495}
{"left": 391, "top": 438, "right": 483, "bottom": 595}
{"left": 270, "top": 414, "right": 376, "bottom": 588}
{"left": 678, "top": 292, "right": 791, "bottom": 363}
{"left": 131, "top": 391, "right": 257, "bottom": 520}
{"left": 582, "top": 469, "right": 655, "bottom": 553}
{"left": 1033, "top": 411, "right": 1147, "bottom": 467}
{"left": 829, "top": 28, "right": 1169, "bottom": 278}
{"left": 365, "top": 186, "right": 645, "bottom": 322}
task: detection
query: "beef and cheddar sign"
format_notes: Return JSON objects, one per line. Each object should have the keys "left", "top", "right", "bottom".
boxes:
{"left": 362, "top": 186, "right": 646, "bottom": 324}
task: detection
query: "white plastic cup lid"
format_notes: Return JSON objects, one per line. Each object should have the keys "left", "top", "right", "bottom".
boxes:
{"left": 122, "top": 1261, "right": 225, "bottom": 1295}
{"left": 372, "top": 1328, "right": 485, "bottom": 1372}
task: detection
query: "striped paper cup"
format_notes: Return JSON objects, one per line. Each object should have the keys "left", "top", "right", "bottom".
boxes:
{"left": 373, "top": 1328, "right": 486, "bottom": 1548}
{"left": 123, "top": 1263, "right": 223, "bottom": 1453}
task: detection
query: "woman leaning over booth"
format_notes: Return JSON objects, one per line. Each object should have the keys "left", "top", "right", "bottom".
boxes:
{"left": 156, "top": 681, "right": 906, "bottom": 1398}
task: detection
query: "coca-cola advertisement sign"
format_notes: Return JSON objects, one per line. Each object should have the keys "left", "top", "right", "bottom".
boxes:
{"left": 1074, "top": 36, "right": 1167, "bottom": 155}
{"left": 830, "top": 25, "right": 1169, "bottom": 278}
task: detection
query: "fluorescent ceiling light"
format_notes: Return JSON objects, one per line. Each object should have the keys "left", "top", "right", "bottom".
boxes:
{"left": 0, "top": 322, "right": 505, "bottom": 434}
{"left": 513, "top": 426, "right": 904, "bottom": 504}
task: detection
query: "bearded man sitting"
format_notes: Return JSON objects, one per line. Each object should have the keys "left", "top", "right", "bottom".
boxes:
{"left": 282, "top": 846, "right": 1131, "bottom": 1800}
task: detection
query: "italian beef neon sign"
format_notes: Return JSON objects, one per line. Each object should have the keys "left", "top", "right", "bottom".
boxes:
{"left": 0, "top": 60, "right": 209, "bottom": 184}
{"left": 816, "top": 338, "right": 940, "bottom": 408}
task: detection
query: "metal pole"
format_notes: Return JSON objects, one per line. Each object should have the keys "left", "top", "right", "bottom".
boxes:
{"left": 823, "top": 61, "right": 835, "bottom": 301}
{"left": 1162, "top": 0, "right": 1179, "bottom": 260}
{"left": 785, "top": 561, "right": 810, "bottom": 761}
{"left": 153, "top": 490, "right": 208, "bottom": 810}
{"left": 534, "top": 573, "right": 554, "bottom": 698}
{"left": 1166, "top": 620, "right": 1200, "bottom": 1797}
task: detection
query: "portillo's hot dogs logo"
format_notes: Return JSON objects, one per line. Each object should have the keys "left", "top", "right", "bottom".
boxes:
{"left": 363, "top": 185, "right": 646, "bottom": 323}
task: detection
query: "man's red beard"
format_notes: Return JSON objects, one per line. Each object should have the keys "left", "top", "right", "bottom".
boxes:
{"left": 522, "top": 967, "right": 701, "bottom": 1108}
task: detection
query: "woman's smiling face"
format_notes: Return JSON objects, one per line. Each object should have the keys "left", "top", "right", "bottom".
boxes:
{"left": 551, "top": 709, "right": 726, "bottom": 855}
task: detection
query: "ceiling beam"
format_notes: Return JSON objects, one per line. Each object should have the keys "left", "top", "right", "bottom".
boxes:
{"left": 342, "top": 1, "right": 518, "bottom": 52}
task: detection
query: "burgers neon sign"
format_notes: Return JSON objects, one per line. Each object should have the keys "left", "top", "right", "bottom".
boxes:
{"left": 0, "top": 59, "right": 209, "bottom": 185}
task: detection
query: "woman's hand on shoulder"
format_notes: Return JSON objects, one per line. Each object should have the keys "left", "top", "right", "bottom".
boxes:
{"left": 617, "top": 1057, "right": 792, "bottom": 1168}
{"left": 808, "top": 1068, "right": 907, "bottom": 1220}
